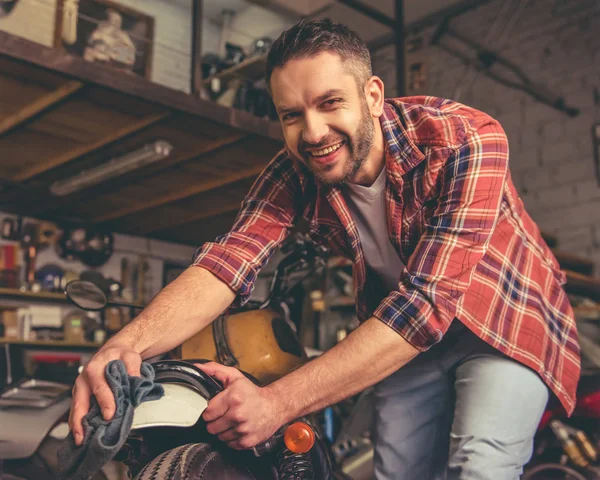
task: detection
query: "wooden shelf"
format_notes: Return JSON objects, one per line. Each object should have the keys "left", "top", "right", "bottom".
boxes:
{"left": 0, "top": 337, "right": 101, "bottom": 348}
{"left": 0, "top": 288, "right": 65, "bottom": 302}
{"left": 0, "top": 287, "right": 143, "bottom": 308}
{"left": 565, "top": 270, "right": 600, "bottom": 302}
{"left": 203, "top": 54, "right": 268, "bottom": 86}
{"left": 0, "top": 32, "right": 281, "bottom": 142}
{"left": 0, "top": 31, "right": 284, "bottom": 247}
{"left": 0, "top": 287, "right": 73, "bottom": 307}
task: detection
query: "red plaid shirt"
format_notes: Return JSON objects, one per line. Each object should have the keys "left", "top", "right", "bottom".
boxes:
{"left": 193, "top": 96, "right": 580, "bottom": 414}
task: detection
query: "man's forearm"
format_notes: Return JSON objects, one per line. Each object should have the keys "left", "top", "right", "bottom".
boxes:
{"left": 268, "top": 317, "right": 420, "bottom": 423}
{"left": 104, "top": 266, "right": 235, "bottom": 359}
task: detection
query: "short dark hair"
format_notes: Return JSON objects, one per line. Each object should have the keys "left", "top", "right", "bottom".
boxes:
{"left": 266, "top": 19, "right": 372, "bottom": 92}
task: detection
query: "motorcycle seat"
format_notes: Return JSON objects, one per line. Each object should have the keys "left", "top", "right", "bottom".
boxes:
{"left": 131, "top": 360, "right": 222, "bottom": 431}
{"left": 129, "top": 360, "right": 278, "bottom": 480}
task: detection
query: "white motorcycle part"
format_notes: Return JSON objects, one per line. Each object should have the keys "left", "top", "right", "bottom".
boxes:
{"left": 131, "top": 383, "right": 208, "bottom": 430}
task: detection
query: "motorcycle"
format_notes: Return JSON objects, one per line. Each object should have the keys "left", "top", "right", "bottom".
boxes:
{"left": 2, "top": 233, "right": 350, "bottom": 479}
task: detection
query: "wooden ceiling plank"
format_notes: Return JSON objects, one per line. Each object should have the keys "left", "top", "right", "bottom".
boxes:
{"left": 20, "top": 131, "right": 247, "bottom": 219}
{"left": 92, "top": 163, "right": 264, "bottom": 223}
{"left": 0, "top": 80, "right": 84, "bottom": 135}
{"left": 142, "top": 203, "right": 242, "bottom": 234}
{"left": 13, "top": 111, "right": 171, "bottom": 181}
{"left": 150, "top": 211, "right": 239, "bottom": 246}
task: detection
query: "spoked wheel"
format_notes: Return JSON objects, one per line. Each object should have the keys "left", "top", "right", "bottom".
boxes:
{"left": 522, "top": 463, "right": 588, "bottom": 480}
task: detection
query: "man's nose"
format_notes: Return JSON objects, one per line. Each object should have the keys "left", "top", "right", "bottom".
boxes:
{"left": 302, "top": 113, "right": 328, "bottom": 146}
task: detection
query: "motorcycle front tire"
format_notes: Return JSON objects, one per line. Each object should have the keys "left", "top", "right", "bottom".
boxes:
{"left": 133, "top": 442, "right": 270, "bottom": 480}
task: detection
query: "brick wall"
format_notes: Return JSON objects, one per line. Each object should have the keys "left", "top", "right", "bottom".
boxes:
{"left": 372, "top": 0, "right": 600, "bottom": 269}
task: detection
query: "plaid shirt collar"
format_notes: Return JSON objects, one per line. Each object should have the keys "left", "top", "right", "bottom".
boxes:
{"left": 288, "top": 101, "right": 430, "bottom": 296}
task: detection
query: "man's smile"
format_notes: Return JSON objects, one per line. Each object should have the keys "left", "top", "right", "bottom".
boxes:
{"left": 307, "top": 141, "right": 346, "bottom": 167}
{"left": 308, "top": 141, "right": 344, "bottom": 157}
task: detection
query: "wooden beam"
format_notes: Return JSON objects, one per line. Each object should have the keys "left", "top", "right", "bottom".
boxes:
{"left": 24, "top": 131, "right": 247, "bottom": 219}
{"left": 92, "top": 162, "right": 264, "bottom": 223}
{"left": 0, "top": 31, "right": 283, "bottom": 142}
{"left": 13, "top": 112, "right": 170, "bottom": 181}
{"left": 139, "top": 202, "right": 242, "bottom": 235}
{"left": 553, "top": 250, "right": 594, "bottom": 276}
{"left": 159, "top": 203, "right": 241, "bottom": 229}
{"left": 564, "top": 270, "right": 600, "bottom": 302}
{"left": 150, "top": 210, "right": 239, "bottom": 246}
{"left": 0, "top": 80, "right": 84, "bottom": 135}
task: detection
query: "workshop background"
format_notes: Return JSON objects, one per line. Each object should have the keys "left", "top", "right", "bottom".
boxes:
{"left": 1, "top": 0, "right": 599, "bottom": 479}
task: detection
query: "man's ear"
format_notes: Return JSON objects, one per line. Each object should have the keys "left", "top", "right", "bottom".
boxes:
{"left": 365, "top": 75, "right": 385, "bottom": 117}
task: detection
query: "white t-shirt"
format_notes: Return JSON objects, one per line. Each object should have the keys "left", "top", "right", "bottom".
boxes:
{"left": 345, "top": 167, "right": 405, "bottom": 293}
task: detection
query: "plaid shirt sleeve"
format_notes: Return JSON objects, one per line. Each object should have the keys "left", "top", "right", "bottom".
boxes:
{"left": 192, "top": 152, "right": 301, "bottom": 307}
{"left": 373, "top": 116, "right": 509, "bottom": 351}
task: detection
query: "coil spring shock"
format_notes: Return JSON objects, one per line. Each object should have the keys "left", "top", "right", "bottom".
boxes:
{"left": 277, "top": 448, "right": 314, "bottom": 480}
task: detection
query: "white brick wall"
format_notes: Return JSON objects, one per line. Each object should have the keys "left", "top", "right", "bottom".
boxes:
{"left": 0, "top": 0, "right": 58, "bottom": 47}
{"left": 373, "top": 0, "right": 600, "bottom": 272}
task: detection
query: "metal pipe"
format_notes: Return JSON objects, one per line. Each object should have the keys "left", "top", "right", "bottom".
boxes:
{"left": 395, "top": 0, "right": 405, "bottom": 96}
{"left": 367, "top": 0, "right": 496, "bottom": 52}
{"left": 191, "top": 0, "right": 204, "bottom": 96}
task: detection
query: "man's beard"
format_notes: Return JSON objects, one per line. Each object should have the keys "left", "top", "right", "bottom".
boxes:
{"left": 299, "top": 99, "right": 374, "bottom": 187}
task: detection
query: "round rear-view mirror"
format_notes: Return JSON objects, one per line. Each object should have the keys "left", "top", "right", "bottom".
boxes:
{"left": 65, "top": 280, "right": 107, "bottom": 311}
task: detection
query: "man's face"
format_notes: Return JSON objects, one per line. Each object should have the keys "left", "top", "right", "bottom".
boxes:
{"left": 270, "top": 52, "right": 375, "bottom": 186}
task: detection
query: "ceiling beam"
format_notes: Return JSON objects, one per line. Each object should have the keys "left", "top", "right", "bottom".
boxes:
{"left": 0, "top": 80, "right": 84, "bottom": 136}
{"left": 150, "top": 210, "right": 239, "bottom": 246}
{"left": 367, "top": 0, "right": 496, "bottom": 52}
{"left": 136, "top": 201, "right": 243, "bottom": 235}
{"left": 19, "top": 131, "right": 249, "bottom": 219}
{"left": 92, "top": 162, "right": 264, "bottom": 223}
{"left": 13, "top": 111, "right": 171, "bottom": 181}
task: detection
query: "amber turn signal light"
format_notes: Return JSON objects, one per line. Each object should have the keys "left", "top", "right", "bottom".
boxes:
{"left": 284, "top": 422, "right": 316, "bottom": 454}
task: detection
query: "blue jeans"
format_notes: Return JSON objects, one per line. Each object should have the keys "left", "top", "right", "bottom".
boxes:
{"left": 373, "top": 321, "right": 549, "bottom": 480}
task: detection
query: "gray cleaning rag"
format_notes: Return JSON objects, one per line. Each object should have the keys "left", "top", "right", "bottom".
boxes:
{"left": 57, "top": 360, "right": 164, "bottom": 480}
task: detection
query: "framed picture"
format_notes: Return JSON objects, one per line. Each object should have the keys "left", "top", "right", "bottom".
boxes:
{"left": 56, "top": 0, "right": 154, "bottom": 79}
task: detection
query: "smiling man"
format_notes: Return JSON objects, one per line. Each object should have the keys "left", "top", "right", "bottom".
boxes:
{"left": 70, "top": 20, "right": 580, "bottom": 480}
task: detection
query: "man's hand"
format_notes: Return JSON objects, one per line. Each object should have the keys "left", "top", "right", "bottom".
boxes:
{"left": 69, "top": 344, "right": 142, "bottom": 446}
{"left": 196, "top": 362, "right": 286, "bottom": 450}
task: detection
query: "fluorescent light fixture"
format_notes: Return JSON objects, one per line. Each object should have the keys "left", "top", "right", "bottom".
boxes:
{"left": 50, "top": 140, "right": 173, "bottom": 196}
